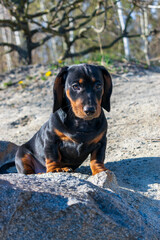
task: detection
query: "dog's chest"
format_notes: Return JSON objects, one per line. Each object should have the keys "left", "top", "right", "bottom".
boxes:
{"left": 59, "top": 139, "right": 94, "bottom": 161}
{"left": 54, "top": 111, "right": 105, "bottom": 162}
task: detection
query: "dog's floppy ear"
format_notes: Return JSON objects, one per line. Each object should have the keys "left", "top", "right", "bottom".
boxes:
{"left": 99, "top": 66, "right": 112, "bottom": 112}
{"left": 53, "top": 66, "right": 68, "bottom": 113}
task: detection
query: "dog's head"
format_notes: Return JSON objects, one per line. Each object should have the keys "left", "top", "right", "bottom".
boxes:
{"left": 53, "top": 64, "right": 112, "bottom": 120}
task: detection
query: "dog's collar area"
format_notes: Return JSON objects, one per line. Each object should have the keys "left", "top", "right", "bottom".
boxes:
{"left": 53, "top": 110, "right": 107, "bottom": 142}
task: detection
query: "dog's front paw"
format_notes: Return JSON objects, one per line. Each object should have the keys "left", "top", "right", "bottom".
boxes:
{"left": 51, "top": 167, "right": 73, "bottom": 173}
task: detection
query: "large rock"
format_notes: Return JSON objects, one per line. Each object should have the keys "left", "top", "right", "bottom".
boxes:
{"left": 0, "top": 172, "right": 157, "bottom": 240}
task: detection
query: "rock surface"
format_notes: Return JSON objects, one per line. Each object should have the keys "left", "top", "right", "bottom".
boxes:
{"left": 0, "top": 172, "right": 158, "bottom": 240}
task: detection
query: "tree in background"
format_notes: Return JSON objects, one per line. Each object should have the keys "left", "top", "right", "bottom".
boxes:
{"left": 0, "top": 0, "right": 54, "bottom": 64}
{"left": 116, "top": 0, "right": 130, "bottom": 60}
{"left": 0, "top": 0, "right": 160, "bottom": 71}
{"left": 0, "top": 3, "right": 13, "bottom": 70}
{"left": 0, "top": 0, "right": 108, "bottom": 65}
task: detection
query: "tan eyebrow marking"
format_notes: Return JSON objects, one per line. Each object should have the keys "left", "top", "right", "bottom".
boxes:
{"left": 92, "top": 77, "right": 96, "bottom": 82}
{"left": 79, "top": 78, "right": 83, "bottom": 84}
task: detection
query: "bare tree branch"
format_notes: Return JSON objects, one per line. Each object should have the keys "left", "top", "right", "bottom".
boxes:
{"left": 31, "top": 35, "right": 53, "bottom": 49}
{"left": 62, "top": 28, "right": 160, "bottom": 59}
{"left": 0, "top": 42, "right": 27, "bottom": 57}
{"left": 124, "top": 6, "right": 135, "bottom": 34}
{"left": 0, "top": 19, "right": 19, "bottom": 30}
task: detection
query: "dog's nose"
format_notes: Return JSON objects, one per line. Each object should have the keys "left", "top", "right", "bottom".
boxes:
{"left": 83, "top": 106, "right": 96, "bottom": 116}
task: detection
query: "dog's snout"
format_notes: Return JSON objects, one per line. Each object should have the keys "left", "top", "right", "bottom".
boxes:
{"left": 83, "top": 105, "right": 96, "bottom": 116}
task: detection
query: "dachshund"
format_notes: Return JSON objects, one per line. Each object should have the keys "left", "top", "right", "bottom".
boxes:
{"left": 15, "top": 64, "right": 112, "bottom": 175}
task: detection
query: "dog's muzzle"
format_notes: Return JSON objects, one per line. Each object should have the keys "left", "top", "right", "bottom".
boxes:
{"left": 83, "top": 105, "right": 96, "bottom": 116}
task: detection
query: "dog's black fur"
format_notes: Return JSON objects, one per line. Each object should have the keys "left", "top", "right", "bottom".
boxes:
{"left": 15, "top": 64, "right": 112, "bottom": 175}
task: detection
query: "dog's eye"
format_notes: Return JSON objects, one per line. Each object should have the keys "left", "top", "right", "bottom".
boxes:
{"left": 95, "top": 83, "right": 102, "bottom": 90}
{"left": 72, "top": 83, "right": 80, "bottom": 91}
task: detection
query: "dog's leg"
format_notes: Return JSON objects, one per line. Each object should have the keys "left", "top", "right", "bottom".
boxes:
{"left": 90, "top": 143, "right": 107, "bottom": 175}
{"left": 15, "top": 148, "right": 35, "bottom": 174}
{"left": 45, "top": 144, "right": 72, "bottom": 173}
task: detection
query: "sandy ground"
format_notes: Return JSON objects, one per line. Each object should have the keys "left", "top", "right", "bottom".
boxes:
{"left": 0, "top": 63, "right": 160, "bottom": 202}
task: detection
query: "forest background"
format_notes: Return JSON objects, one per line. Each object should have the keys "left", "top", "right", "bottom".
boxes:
{"left": 0, "top": 0, "right": 160, "bottom": 73}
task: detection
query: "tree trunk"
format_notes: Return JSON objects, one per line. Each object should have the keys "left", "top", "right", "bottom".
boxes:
{"left": 0, "top": 4, "right": 12, "bottom": 70}
{"left": 40, "top": 0, "right": 58, "bottom": 62}
{"left": 140, "top": 8, "right": 150, "bottom": 66}
{"left": 26, "top": 35, "right": 32, "bottom": 64}
{"left": 117, "top": 1, "right": 130, "bottom": 60}
{"left": 69, "top": 12, "right": 75, "bottom": 55}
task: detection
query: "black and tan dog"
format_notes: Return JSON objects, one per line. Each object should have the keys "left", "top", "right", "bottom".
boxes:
{"left": 15, "top": 64, "right": 112, "bottom": 175}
